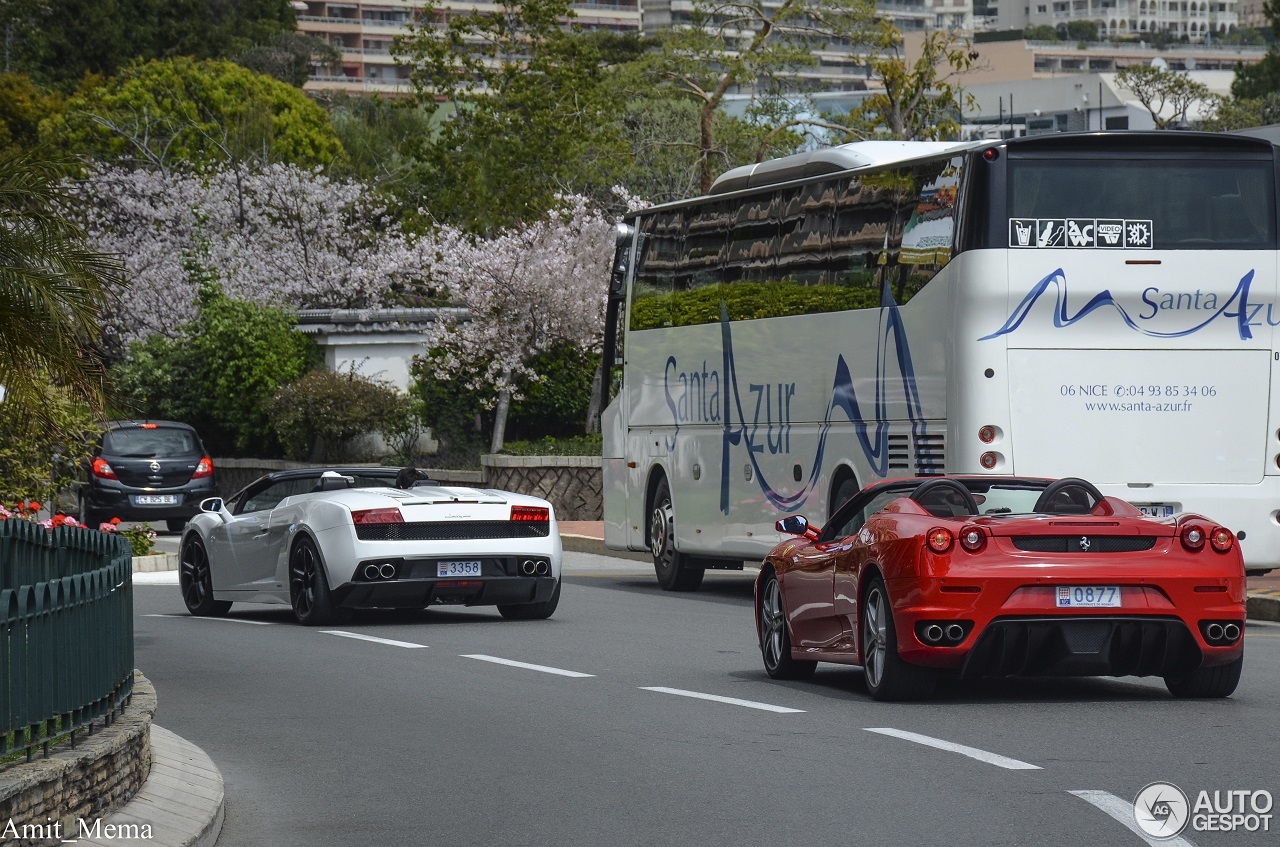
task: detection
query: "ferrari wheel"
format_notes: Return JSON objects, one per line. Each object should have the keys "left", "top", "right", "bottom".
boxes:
{"left": 650, "top": 477, "right": 704, "bottom": 591}
{"left": 179, "top": 535, "right": 231, "bottom": 617}
{"left": 1164, "top": 655, "right": 1243, "bottom": 698}
{"left": 759, "top": 572, "right": 816, "bottom": 680}
{"left": 498, "top": 579, "right": 561, "bottom": 620}
{"left": 289, "top": 536, "right": 344, "bottom": 626}
{"left": 861, "top": 575, "right": 936, "bottom": 701}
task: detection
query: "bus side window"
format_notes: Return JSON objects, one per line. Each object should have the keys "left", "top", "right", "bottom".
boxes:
{"left": 630, "top": 212, "right": 681, "bottom": 331}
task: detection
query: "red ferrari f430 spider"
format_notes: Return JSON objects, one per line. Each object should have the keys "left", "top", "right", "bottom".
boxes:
{"left": 756, "top": 476, "right": 1246, "bottom": 701}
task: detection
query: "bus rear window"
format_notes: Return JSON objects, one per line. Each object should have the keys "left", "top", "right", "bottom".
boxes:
{"left": 1008, "top": 157, "right": 1275, "bottom": 249}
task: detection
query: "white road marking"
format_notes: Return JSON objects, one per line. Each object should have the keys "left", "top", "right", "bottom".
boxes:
{"left": 133, "top": 571, "right": 179, "bottom": 585}
{"left": 1070, "top": 790, "right": 1200, "bottom": 847}
{"left": 640, "top": 686, "right": 804, "bottom": 714}
{"left": 864, "top": 727, "right": 1041, "bottom": 770}
{"left": 320, "top": 630, "right": 428, "bottom": 649}
{"left": 143, "top": 613, "right": 272, "bottom": 626}
{"left": 461, "top": 654, "right": 594, "bottom": 678}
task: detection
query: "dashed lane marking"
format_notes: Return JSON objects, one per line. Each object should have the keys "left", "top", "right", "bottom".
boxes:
{"left": 461, "top": 654, "right": 594, "bottom": 677}
{"left": 864, "top": 727, "right": 1042, "bottom": 770}
{"left": 143, "top": 613, "right": 272, "bottom": 625}
{"left": 319, "top": 630, "right": 428, "bottom": 649}
{"left": 1070, "top": 790, "right": 1200, "bottom": 846}
{"left": 640, "top": 686, "right": 804, "bottom": 714}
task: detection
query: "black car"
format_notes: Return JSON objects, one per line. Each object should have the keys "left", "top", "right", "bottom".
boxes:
{"left": 80, "top": 421, "right": 216, "bottom": 532}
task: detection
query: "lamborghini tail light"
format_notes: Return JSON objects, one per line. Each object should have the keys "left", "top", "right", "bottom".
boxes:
{"left": 91, "top": 457, "right": 117, "bottom": 480}
{"left": 351, "top": 507, "right": 404, "bottom": 525}
{"left": 959, "top": 526, "right": 986, "bottom": 553}
{"left": 1181, "top": 524, "right": 1206, "bottom": 552}
{"left": 1209, "top": 526, "right": 1234, "bottom": 553}
{"left": 193, "top": 457, "right": 214, "bottom": 479}
{"left": 511, "top": 505, "right": 549, "bottom": 522}
{"left": 927, "top": 527, "right": 954, "bottom": 553}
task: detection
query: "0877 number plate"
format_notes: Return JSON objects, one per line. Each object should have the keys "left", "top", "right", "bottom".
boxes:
{"left": 438, "top": 560, "right": 482, "bottom": 577}
{"left": 1056, "top": 585, "right": 1120, "bottom": 607}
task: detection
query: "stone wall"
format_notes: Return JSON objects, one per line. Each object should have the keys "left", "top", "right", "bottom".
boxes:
{"left": 481, "top": 455, "right": 602, "bottom": 521}
{"left": 0, "top": 673, "right": 157, "bottom": 846}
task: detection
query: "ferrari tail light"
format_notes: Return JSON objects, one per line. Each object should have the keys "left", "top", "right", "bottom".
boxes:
{"left": 352, "top": 507, "right": 404, "bottom": 525}
{"left": 193, "top": 457, "right": 214, "bottom": 479}
{"left": 511, "top": 505, "right": 549, "bottom": 522}
{"left": 1181, "top": 524, "right": 1206, "bottom": 552}
{"left": 1209, "top": 526, "right": 1234, "bottom": 553}
{"left": 959, "top": 526, "right": 986, "bottom": 553}
{"left": 91, "top": 457, "right": 117, "bottom": 480}
{"left": 927, "top": 527, "right": 954, "bottom": 553}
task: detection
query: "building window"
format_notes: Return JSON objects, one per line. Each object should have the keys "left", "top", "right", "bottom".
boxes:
{"left": 1105, "top": 115, "right": 1129, "bottom": 129}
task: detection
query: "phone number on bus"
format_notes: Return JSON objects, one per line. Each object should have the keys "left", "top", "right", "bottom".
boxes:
{"left": 1059, "top": 384, "right": 1219, "bottom": 398}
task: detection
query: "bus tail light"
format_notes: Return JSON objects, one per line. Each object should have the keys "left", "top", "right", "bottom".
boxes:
{"left": 980, "top": 452, "right": 999, "bottom": 470}
{"left": 1209, "top": 527, "right": 1234, "bottom": 553}
{"left": 927, "top": 527, "right": 954, "bottom": 553}
{"left": 978, "top": 425, "right": 996, "bottom": 444}
{"left": 1181, "top": 524, "right": 1206, "bottom": 552}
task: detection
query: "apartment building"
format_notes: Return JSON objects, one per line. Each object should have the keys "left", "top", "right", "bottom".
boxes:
{"left": 994, "top": 0, "right": 1239, "bottom": 41}
{"left": 298, "top": 0, "right": 974, "bottom": 94}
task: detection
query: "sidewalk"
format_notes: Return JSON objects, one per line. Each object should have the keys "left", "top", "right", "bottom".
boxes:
{"left": 79, "top": 726, "right": 224, "bottom": 847}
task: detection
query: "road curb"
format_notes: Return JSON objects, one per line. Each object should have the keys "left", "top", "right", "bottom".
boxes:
{"left": 78, "top": 725, "right": 224, "bottom": 847}
{"left": 560, "top": 534, "right": 652, "bottom": 564}
{"left": 1247, "top": 593, "right": 1280, "bottom": 623}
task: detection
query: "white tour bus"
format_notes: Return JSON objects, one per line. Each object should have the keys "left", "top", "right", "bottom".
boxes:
{"left": 599, "top": 131, "right": 1280, "bottom": 589}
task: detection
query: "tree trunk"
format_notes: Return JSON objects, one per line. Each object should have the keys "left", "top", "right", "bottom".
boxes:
{"left": 585, "top": 358, "right": 604, "bottom": 434}
{"left": 490, "top": 386, "right": 512, "bottom": 454}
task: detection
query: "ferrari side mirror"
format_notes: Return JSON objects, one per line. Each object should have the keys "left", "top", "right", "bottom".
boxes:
{"left": 776, "top": 515, "right": 810, "bottom": 536}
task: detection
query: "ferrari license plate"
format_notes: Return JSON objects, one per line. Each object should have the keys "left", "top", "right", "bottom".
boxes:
{"left": 1056, "top": 586, "right": 1121, "bottom": 608}
{"left": 438, "top": 560, "right": 482, "bottom": 577}
{"left": 133, "top": 494, "right": 177, "bottom": 505}
{"left": 1134, "top": 503, "right": 1175, "bottom": 517}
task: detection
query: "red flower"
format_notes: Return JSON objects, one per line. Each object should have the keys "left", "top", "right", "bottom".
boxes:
{"left": 110, "top": 516, "right": 121, "bottom": 525}
{"left": 28, "top": 501, "right": 40, "bottom": 511}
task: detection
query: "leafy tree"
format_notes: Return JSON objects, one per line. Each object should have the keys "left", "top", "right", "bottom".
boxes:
{"left": 1116, "top": 64, "right": 1210, "bottom": 128}
{"left": 0, "top": 149, "right": 123, "bottom": 422}
{"left": 268, "top": 367, "right": 406, "bottom": 461}
{"left": 41, "top": 58, "right": 343, "bottom": 168}
{"left": 0, "top": 72, "right": 60, "bottom": 153}
{"left": 69, "top": 162, "right": 424, "bottom": 345}
{"left": 423, "top": 193, "right": 624, "bottom": 451}
{"left": 10, "top": 0, "right": 297, "bottom": 87}
{"left": 1233, "top": 52, "right": 1280, "bottom": 100}
{"left": 409, "top": 350, "right": 490, "bottom": 468}
{"left": 833, "top": 29, "right": 977, "bottom": 141}
{"left": 651, "top": 0, "right": 879, "bottom": 192}
{"left": 1064, "top": 21, "right": 1098, "bottom": 41}
{"left": 322, "top": 92, "right": 434, "bottom": 186}
{"left": 1024, "top": 25, "right": 1058, "bottom": 40}
{"left": 111, "top": 281, "right": 317, "bottom": 456}
{"left": 1197, "top": 91, "right": 1280, "bottom": 130}
{"left": 237, "top": 32, "right": 340, "bottom": 88}
{"left": 0, "top": 370, "right": 100, "bottom": 503}
{"left": 393, "top": 0, "right": 624, "bottom": 231}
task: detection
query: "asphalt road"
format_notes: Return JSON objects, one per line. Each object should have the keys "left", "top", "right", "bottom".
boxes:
{"left": 133, "top": 552, "right": 1280, "bottom": 847}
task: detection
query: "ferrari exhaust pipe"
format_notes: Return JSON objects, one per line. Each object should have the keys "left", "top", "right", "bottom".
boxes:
{"left": 521, "top": 560, "right": 537, "bottom": 575}
{"left": 946, "top": 624, "right": 965, "bottom": 643}
{"left": 1206, "top": 623, "right": 1224, "bottom": 641}
{"left": 535, "top": 561, "right": 549, "bottom": 576}
{"left": 379, "top": 563, "right": 397, "bottom": 580}
{"left": 923, "top": 624, "right": 944, "bottom": 643}
{"left": 1223, "top": 623, "right": 1241, "bottom": 641}
{"left": 363, "top": 564, "right": 381, "bottom": 581}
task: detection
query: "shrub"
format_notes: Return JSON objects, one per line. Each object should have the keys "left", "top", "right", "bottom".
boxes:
{"left": 110, "top": 281, "right": 317, "bottom": 456}
{"left": 268, "top": 368, "right": 406, "bottom": 461}
{"left": 0, "top": 373, "right": 100, "bottom": 505}
{"left": 410, "top": 350, "right": 490, "bottom": 468}
{"left": 506, "top": 344, "right": 599, "bottom": 441}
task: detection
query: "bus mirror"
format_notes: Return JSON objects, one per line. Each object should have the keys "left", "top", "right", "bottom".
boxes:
{"left": 776, "top": 515, "right": 809, "bottom": 536}
{"left": 614, "top": 222, "right": 634, "bottom": 247}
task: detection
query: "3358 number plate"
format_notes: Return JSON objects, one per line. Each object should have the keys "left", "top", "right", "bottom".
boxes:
{"left": 437, "top": 560, "right": 482, "bottom": 577}
{"left": 1056, "top": 585, "right": 1120, "bottom": 607}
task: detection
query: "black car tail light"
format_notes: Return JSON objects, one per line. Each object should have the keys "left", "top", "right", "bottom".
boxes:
{"left": 193, "top": 457, "right": 214, "bottom": 479}
{"left": 91, "top": 457, "right": 117, "bottom": 479}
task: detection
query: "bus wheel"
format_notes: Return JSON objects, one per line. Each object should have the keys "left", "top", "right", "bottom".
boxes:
{"left": 650, "top": 477, "right": 704, "bottom": 591}
{"left": 833, "top": 472, "right": 860, "bottom": 513}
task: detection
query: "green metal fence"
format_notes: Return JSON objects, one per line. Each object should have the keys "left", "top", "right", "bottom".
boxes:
{"left": 0, "top": 519, "right": 134, "bottom": 763}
